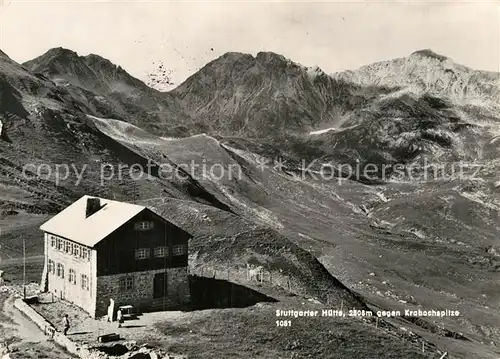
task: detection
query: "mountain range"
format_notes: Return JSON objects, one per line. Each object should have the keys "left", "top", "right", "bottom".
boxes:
{"left": 1, "top": 46, "right": 500, "bottom": 358}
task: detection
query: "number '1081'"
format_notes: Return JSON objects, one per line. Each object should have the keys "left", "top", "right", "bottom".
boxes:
{"left": 276, "top": 320, "right": 292, "bottom": 327}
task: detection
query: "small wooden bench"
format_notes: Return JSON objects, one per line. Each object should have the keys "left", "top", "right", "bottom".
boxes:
{"left": 118, "top": 305, "right": 134, "bottom": 318}
{"left": 97, "top": 333, "right": 120, "bottom": 343}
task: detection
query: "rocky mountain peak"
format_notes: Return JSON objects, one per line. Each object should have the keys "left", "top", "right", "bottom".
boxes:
{"left": 39, "top": 47, "right": 79, "bottom": 63}
{"left": 219, "top": 52, "right": 254, "bottom": 61}
{"left": 83, "top": 53, "right": 125, "bottom": 73}
{"left": 22, "top": 47, "right": 155, "bottom": 95}
{"left": 255, "top": 51, "right": 289, "bottom": 65}
{"left": 24, "top": 48, "right": 117, "bottom": 74}
{"left": 410, "top": 49, "right": 449, "bottom": 62}
{"left": 333, "top": 49, "right": 499, "bottom": 105}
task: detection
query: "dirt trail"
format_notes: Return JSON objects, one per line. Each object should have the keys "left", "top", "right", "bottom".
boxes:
{"left": 0, "top": 293, "right": 75, "bottom": 359}
{"left": 2, "top": 295, "right": 47, "bottom": 345}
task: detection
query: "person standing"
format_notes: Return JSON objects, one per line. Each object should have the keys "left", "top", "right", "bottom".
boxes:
{"left": 117, "top": 309, "right": 123, "bottom": 328}
{"left": 62, "top": 314, "right": 70, "bottom": 335}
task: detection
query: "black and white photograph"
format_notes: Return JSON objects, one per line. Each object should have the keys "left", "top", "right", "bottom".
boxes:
{"left": 0, "top": 0, "right": 499, "bottom": 358}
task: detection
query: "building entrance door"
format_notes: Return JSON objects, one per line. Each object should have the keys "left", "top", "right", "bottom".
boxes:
{"left": 153, "top": 272, "right": 167, "bottom": 298}
{"left": 59, "top": 281, "right": 65, "bottom": 300}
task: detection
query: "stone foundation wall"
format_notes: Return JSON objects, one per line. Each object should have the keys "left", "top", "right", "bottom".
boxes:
{"left": 95, "top": 267, "right": 190, "bottom": 317}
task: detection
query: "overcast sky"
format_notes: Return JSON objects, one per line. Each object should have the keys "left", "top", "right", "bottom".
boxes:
{"left": 1, "top": 0, "right": 498, "bottom": 87}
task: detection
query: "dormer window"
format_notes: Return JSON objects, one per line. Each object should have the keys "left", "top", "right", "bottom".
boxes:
{"left": 134, "top": 221, "right": 154, "bottom": 231}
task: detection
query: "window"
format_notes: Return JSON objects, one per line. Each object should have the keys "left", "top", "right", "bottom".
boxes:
{"left": 68, "top": 269, "right": 76, "bottom": 284}
{"left": 50, "top": 236, "right": 56, "bottom": 248}
{"left": 172, "top": 244, "right": 186, "bottom": 256}
{"left": 56, "top": 238, "right": 63, "bottom": 251}
{"left": 74, "top": 245, "right": 80, "bottom": 257}
{"left": 56, "top": 263, "right": 64, "bottom": 278}
{"left": 64, "top": 241, "right": 71, "bottom": 253}
{"left": 154, "top": 246, "right": 167, "bottom": 258}
{"left": 48, "top": 259, "right": 55, "bottom": 274}
{"left": 135, "top": 248, "right": 150, "bottom": 260}
{"left": 81, "top": 248, "right": 89, "bottom": 260}
{"left": 81, "top": 274, "right": 89, "bottom": 290}
{"left": 119, "top": 276, "right": 134, "bottom": 291}
{"left": 134, "top": 221, "right": 154, "bottom": 231}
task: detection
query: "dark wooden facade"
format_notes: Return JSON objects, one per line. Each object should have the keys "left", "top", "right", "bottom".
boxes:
{"left": 95, "top": 209, "right": 190, "bottom": 276}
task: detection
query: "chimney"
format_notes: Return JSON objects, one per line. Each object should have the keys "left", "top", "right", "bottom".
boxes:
{"left": 85, "top": 197, "right": 101, "bottom": 218}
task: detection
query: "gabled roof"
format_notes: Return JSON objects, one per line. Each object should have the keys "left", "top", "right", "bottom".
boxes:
{"left": 40, "top": 195, "right": 146, "bottom": 247}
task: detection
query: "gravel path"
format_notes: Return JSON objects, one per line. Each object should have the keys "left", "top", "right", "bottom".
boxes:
{"left": 0, "top": 291, "right": 75, "bottom": 358}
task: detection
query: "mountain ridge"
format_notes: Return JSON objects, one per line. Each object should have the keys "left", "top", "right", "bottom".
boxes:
{"left": 23, "top": 47, "right": 154, "bottom": 93}
{"left": 333, "top": 48, "right": 500, "bottom": 107}
{"left": 12, "top": 47, "right": 500, "bottom": 181}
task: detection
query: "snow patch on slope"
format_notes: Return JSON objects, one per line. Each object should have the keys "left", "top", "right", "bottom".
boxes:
{"left": 87, "top": 114, "right": 164, "bottom": 146}
{"left": 309, "top": 127, "right": 336, "bottom": 135}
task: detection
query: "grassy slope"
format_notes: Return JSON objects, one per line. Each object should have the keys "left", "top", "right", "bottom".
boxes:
{"left": 154, "top": 301, "right": 436, "bottom": 359}
{"left": 139, "top": 197, "right": 365, "bottom": 308}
